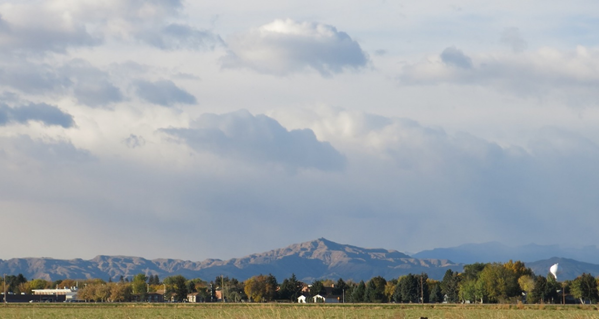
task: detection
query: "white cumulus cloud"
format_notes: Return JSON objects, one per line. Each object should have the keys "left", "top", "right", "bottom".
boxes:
{"left": 221, "top": 19, "right": 369, "bottom": 76}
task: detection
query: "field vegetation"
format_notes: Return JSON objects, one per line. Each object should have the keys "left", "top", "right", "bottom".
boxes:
{"left": 2, "top": 303, "right": 599, "bottom": 319}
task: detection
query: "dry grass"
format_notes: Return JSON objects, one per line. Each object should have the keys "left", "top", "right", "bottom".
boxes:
{"left": 1, "top": 303, "right": 599, "bottom": 319}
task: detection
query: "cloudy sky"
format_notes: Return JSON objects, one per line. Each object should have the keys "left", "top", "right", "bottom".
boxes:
{"left": 1, "top": 0, "right": 599, "bottom": 261}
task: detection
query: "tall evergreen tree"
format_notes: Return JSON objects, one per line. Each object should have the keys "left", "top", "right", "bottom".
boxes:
{"left": 365, "top": 276, "right": 387, "bottom": 302}
{"left": 164, "top": 275, "right": 189, "bottom": 302}
{"left": 364, "top": 279, "right": 377, "bottom": 303}
{"left": 279, "top": 274, "right": 302, "bottom": 301}
{"left": 395, "top": 274, "right": 418, "bottom": 303}
{"left": 333, "top": 278, "right": 347, "bottom": 295}
{"left": 440, "top": 270, "right": 460, "bottom": 303}
{"left": 265, "top": 274, "right": 279, "bottom": 301}
{"left": 429, "top": 283, "right": 443, "bottom": 303}
{"left": 529, "top": 275, "right": 558, "bottom": 303}
{"left": 310, "top": 280, "right": 325, "bottom": 297}
{"left": 351, "top": 280, "right": 366, "bottom": 302}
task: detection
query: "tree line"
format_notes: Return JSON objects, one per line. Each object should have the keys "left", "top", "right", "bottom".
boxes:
{"left": 2, "top": 260, "right": 598, "bottom": 303}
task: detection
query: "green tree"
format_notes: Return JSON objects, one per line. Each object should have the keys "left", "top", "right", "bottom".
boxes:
{"left": 545, "top": 274, "right": 561, "bottom": 303}
{"left": 364, "top": 279, "right": 377, "bottom": 303}
{"left": 110, "top": 282, "right": 132, "bottom": 302}
{"left": 384, "top": 281, "right": 396, "bottom": 303}
{"left": 363, "top": 276, "right": 386, "bottom": 303}
{"left": 395, "top": 274, "right": 418, "bottom": 303}
{"left": 429, "top": 282, "right": 443, "bottom": 303}
{"left": 77, "top": 284, "right": 97, "bottom": 302}
{"left": 148, "top": 274, "right": 160, "bottom": 285}
{"left": 529, "top": 275, "right": 558, "bottom": 303}
{"left": 460, "top": 262, "right": 487, "bottom": 303}
{"left": 310, "top": 280, "right": 325, "bottom": 297}
{"left": 186, "top": 280, "right": 197, "bottom": 294}
{"left": 95, "top": 284, "right": 111, "bottom": 302}
{"left": 332, "top": 278, "right": 347, "bottom": 296}
{"left": 416, "top": 273, "right": 429, "bottom": 303}
{"left": 477, "top": 263, "right": 509, "bottom": 303}
{"left": 5, "top": 274, "right": 27, "bottom": 294}
{"left": 265, "top": 274, "right": 278, "bottom": 301}
{"left": 222, "top": 277, "right": 245, "bottom": 302}
{"left": 518, "top": 275, "right": 535, "bottom": 302}
{"left": 132, "top": 273, "right": 148, "bottom": 301}
{"left": 462, "top": 263, "right": 486, "bottom": 281}
{"left": 244, "top": 275, "right": 268, "bottom": 302}
{"left": 164, "top": 275, "right": 188, "bottom": 302}
{"left": 279, "top": 274, "right": 303, "bottom": 301}
{"left": 440, "top": 270, "right": 460, "bottom": 303}
{"left": 570, "top": 273, "right": 599, "bottom": 304}
{"left": 351, "top": 280, "right": 366, "bottom": 302}
{"left": 529, "top": 275, "right": 546, "bottom": 303}
{"left": 475, "top": 262, "right": 525, "bottom": 303}
{"left": 25, "top": 279, "right": 50, "bottom": 293}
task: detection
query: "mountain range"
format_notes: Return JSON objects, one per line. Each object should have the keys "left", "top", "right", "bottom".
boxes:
{"left": 1, "top": 238, "right": 598, "bottom": 282}
{"left": 0, "top": 238, "right": 460, "bottom": 282}
{"left": 413, "top": 242, "right": 599, "bottom": 264}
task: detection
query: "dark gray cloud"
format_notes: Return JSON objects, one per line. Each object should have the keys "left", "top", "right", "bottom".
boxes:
{"left": 134, "top": 79, "right": 197, "bottom": 106}
{"left": 0, "top": 91, "right": 19, "bottom": 102}
{"left": 0, "top": 103, "right": 74, "bottom": 128}
{"left": 138, "top": 23, "right": 222, "bottom": 51}
{"left": 60, "top": 59, "right": 123, "bottom": 107}
{"left": 0, "top": 60, "right": 70, "bottom": 94}
{"left": 221, "top": 19, "right": 369, "bottom": 76}
{"left": 0, "top": 58, "right": 122, "bottom": 107}
{"left": 161, "top": 110, "right": 346, "bottom": 171}
{"left": 9, "top": 135, "right": 93, "bottom": 164}
{"left": 440, "top": 46, "right": 473, "bottom": 69}
{"left": 0, "top": 13, "right": 100, "bottom": 54}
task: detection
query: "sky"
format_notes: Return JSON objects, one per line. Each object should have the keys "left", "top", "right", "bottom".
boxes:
{"left": 1, "top": 0, "right": 599, "bottom": 261}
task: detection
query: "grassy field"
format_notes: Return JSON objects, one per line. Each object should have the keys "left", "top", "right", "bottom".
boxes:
{"left": 1, "top": 303, "right": 599, "bottom": 319}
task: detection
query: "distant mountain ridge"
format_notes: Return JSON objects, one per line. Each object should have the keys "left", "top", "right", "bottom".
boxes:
{"left": 0, "top": 238, "right": 461, "bottom": 282}
{"left": 527, "top": 257, "right": 599, "bottom": 280}
{"left": 412, "top": 242, "right": 599, "bottom": 265}
{"left": 2, "top": 239, "right": 598, "bottom": 282}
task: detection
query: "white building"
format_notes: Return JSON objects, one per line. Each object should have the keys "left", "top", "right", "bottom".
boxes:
{"left": 32, "top": 288, "right": 78, "bottom": 301}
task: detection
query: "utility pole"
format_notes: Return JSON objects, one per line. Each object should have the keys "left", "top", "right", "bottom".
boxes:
{"left": 420, "top": 274, "right": 424, "bottom": 304}
{"left": 3, "top": 274, "right": 7, "bottom": 304}
{"left": 221, "top": 275, "right": 225, "bottom": 303}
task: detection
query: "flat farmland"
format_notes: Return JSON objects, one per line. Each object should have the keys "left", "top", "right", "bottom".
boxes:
{"left": 1, "top": 303, "right": 599, "bottom": 319}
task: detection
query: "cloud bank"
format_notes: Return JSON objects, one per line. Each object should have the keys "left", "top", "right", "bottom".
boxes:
{"left": 162, "top": 110, "right": 346, "bottom": 171}
{"left": 399, "top": 46, "right": 599, "bottom": 103}
{"left": 1, "top": 0, "right": 599, "bottom": 262}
